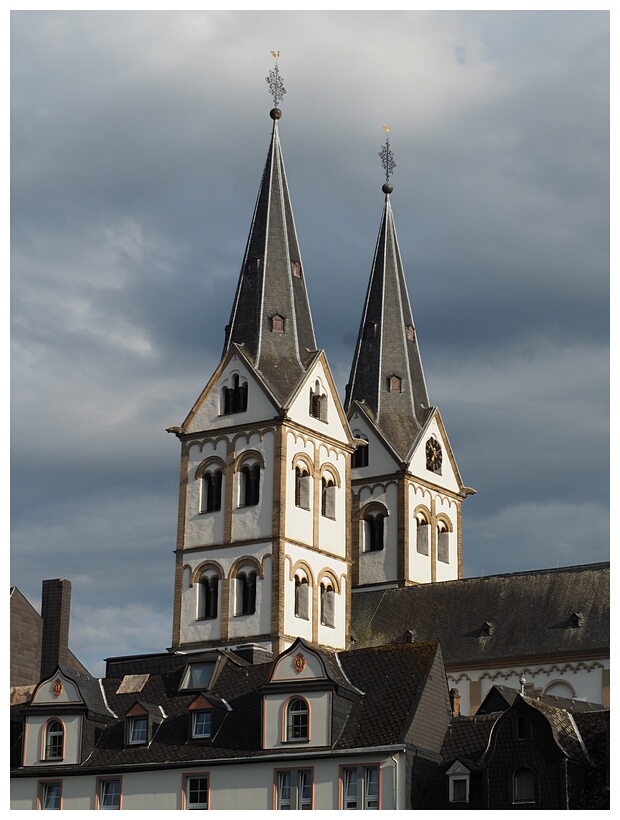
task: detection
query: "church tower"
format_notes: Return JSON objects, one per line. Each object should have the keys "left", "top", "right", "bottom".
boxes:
{"left": 345, "top": 130, "right": 473, "bottom": 589}
{"left": 169, "top": 60, "right": 355, "bottom": 656}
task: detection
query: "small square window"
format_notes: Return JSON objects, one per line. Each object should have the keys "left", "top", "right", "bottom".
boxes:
{"left": 180, "top": 661, "right": 216, "bottom": 690}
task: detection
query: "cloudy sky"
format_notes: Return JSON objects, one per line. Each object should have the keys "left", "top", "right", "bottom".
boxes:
{"left": 10, "top": 10, "right": 609, "bottom": 675}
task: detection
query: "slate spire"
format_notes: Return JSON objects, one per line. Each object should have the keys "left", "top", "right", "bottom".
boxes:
{"left": 224, "top": 57, "right": 316, "bottom": 404}
{"left": 345, "top": 131, "right": 430, "bottom": 460}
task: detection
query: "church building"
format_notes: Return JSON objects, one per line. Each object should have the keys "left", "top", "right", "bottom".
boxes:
{"left": 10, "top": 63, "right": 609, "bottom": 810}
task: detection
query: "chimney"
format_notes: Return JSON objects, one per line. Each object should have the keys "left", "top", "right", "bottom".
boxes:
{"left": 449, "top": 688, "right": 461, "bottom": 717}
{"left": 40, "top": 579, "right": 72, "bottom": 680}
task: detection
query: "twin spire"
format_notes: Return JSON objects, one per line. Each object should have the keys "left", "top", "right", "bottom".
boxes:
{"left": 224, "top": 57, "right": 430, "bottom": 449}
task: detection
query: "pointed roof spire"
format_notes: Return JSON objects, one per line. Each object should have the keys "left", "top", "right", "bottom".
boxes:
{"left": 345, "top": 128, "right": 430, "bottom": 460}
{"left": 224, "top": 55, "right": 317, "bottom": 403}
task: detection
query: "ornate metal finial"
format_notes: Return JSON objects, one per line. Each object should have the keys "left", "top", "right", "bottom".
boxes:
{"left": 379, "top": 126, "right": 396, "bottom": 193}
{"left": 266, "top": 51, "right": 287, "bottom": 109}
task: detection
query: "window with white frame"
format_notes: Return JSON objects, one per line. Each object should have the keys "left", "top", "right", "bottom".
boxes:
{"left": 184, "top": 774, "right": 209, "bottom": 809}
{"left": 342, "top": 765, "right": 379, "bottom": 809}
{"left": 98, "top": 778, "right": 121, "bottom": 810}
{"left": 286, "top": 698, "right": 309, "bottom": 742}
{"left": 276, "top": 769, "right": 312, "bottom": 810}
{"left": 127, "top": 715, "right": 148, "bottom": 745}
{"left": 446, "top": 761, "right": 470, "bottom": 804}
{"left": 44, "top": 719, "right": 64, "bottom": 760}
{"left": 192, "top": 710, "right": 212, "bottom": 739}
{"left": 39, "top": 781, "right": 62, "bottom": 810}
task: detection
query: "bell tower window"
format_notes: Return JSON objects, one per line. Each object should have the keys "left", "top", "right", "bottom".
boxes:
{"left": 362, "top": 507, "right": 386, "bottom": 552}
{"left": 222, "top": 374, "right": 248, "bottom": 415}
{"left": 415, "top": 511, "right": 430, "bottom": 556}
{"left": 321, "top": 476, "right": 336, "bottom": 519}
{"left": 437, "top": 520, "right": 451, "bottom": 563}
{"left": 200, "top": 469, "right": 222, "bottom": 513}
{"left": 309, "top": 380, "right": 327, "bottom": 422}
{"left": 240, "top": 463, "right": 261, "bottom": 507}
{"left": 320, "top": 582, "right": 335, "bottom": 627}
{"left": 235, "top": 569, "right": 257, "bottom": 616}
{"left": 198, "top": 574, "right": 219, "bottom": 620}
{"left": 294, "top": 466, "right": 311, "bottom": 509}
{"left": 294, "top": 575, "right": 310, "bottom": 620}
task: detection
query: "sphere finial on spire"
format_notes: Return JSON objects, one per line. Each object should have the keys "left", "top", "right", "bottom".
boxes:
{"left": 379, "top": 125, "right": 396, "bottom": 194}
{"left": 266, "top": 51, "right": 286, "bottom": 119}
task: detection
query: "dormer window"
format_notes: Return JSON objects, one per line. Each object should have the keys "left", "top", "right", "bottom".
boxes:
{"left": 569, "top": 612, "right": 582, "bottom": 628}
{"left": 364, "top": 321, "right": 378, "bottom": 339}
{"left": 271, "top": 314, "right": 285, "bottom": 333}
{"left": 481, "top": 621, "right": 492, "bottom": 637}
{"left": 388, "top": 374, "right": 402, "bottom": 393}
{"left": 192, "top": 710, "right": 212, "bottom": 739}
{"left": 286, "top": 698, "right": 309, "bottom": 742}
{"left": 246, "top": 256, "right": 262, "bottom": 275}
{"left": 406, "top": 324, "right": 415, "bottom": 341}
{"left": 446, "top": 761, "right": 470, "bottom": 804}
{"left": 127, "top": 716, "right": 147, "bottom": 745}
{"left": 44, "top": 719, "right": 64, "bottom": 760}
{"left": 292, "top": 260, "right": 302, "bottom": 278}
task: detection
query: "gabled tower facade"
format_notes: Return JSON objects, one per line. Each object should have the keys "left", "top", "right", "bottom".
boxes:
{"left": 170, "top": 69, "right": 355, "bottom": 655}
{"left": 345, "top": 139, "right": 473, "bottom": 590}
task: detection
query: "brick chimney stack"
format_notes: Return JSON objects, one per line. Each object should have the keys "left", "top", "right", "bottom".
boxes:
{"left": 40, "top": 579, "right": 72, "bottom": 680}
{"left": 449, "top": 687, "right": 461, "bottom": 717}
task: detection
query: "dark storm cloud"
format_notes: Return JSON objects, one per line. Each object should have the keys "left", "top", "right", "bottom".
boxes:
{"left": 10, "top": 10, "right": 609, "bottom": 674}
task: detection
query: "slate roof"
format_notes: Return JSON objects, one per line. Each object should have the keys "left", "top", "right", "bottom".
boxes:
{"left": 224, "top": 110, "right": 317, "bottom": 404}
{"left": 350, "top": 562, "right": 609, "bottom": 665}
{"left": 439, "top": 714, "right": 497, "bottom": 766}
{"left": 345, "top": 190, "right": 430, "bottom": 460}
{"left": 13, "top": 641, "right": 444, "bottom": 773}
{"left": 478, "top": 684, "right": 606, "bottom": 714}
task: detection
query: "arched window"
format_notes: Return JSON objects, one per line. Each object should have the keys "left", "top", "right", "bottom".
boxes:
{"left": 294, "top": 466, "right": 311, "bottom": 510}
{"left": 321, "top": 477, "right": 336, "bottom": 519}
{"left": 235, "top": 570, "right": 257, "bottom": 616}
{"left": 200, "top": 469, "right": 222, "bottom": 513}
{"left": 513, "top": 767, "right": 536, "bottom": 803}
{"left": 309, "top": 381, "right": 327, "bottom": 422}
{"left": 240, "top": 463, "right": 260, "bottom": 507}
{"left": 352, "top": 434, "right": 369, "bottom": 468}
{"left": 287, "top": 698, "right": 309, "bottom": 741}
{"left": 415, "top": 512, "right": 430, "bottom": 556}
{"left": 44, "top": 719, "right": 64, "bottom": 760}
{"left": 198, "top": 575, "right": 219, "bottom": 620}
{"left": 294, "top": 575, "right": 310, "bottom": 620}
{"left": 222, "top": 374, "right": 248, "bottom": 415}
{"left": 437, "top": 520, "right": 450, "bottom": 563}
{"left": 320, "top": 582, "right": 335, "bottom": 628}
{"left": 363, "top": 509, "right": 385, "bottom": 552}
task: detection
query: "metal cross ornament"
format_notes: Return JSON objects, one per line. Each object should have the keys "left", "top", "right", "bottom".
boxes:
{"left": 266, "top": 51, "right": 287, "bottom": 108}
{"left": 379, "top": 125, "right": 396, "bottom": 183}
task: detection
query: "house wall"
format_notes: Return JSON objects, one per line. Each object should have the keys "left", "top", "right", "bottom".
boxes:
{"left": 10, "top": 753, "right": 404, "bottom": 810}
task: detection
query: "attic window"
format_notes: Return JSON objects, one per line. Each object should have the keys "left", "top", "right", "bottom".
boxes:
{"left": 127, "top": 716, "right": 148, "bottom": 745}
{"left": 480, "top": 621, "right": 492, "bottom": 637}
{"left": 364, "top": 321, "right": 378, "bottom": 339}
{"left": 192, "top": 710, "right": 212, "bottom": 739}
{"left": 406, "top": 324, "right": 415, "bottom": 341}
{"left": 292, "top": 260, "right": 302, "bottom": 278}
{"left": 569, "top": 612, "right": 582, "bottom": 628}
{"left": 180, "top": 661, "right": 217, "bottom": 691}
{"left": 271, "top": 314, "right": 285, "bottom": 333}
{"left": 388, "top": 375, "right": 402, "bottom": 393}
{"left": 246, "top": 257, "right": 262, "bottom": 275}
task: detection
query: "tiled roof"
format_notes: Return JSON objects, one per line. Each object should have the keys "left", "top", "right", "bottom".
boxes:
{"left": 43, "top": 641, "right": 443, "bottom": 770}
{"left": 351, "top": 562, "right": 609, "bottom": 664}
{"left": 440, "top": 715, "right": 496, "bottom": 764}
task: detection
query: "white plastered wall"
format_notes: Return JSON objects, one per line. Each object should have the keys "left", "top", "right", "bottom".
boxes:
{"left": 185, "top": 437, "right": 228, "bottom": 548}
